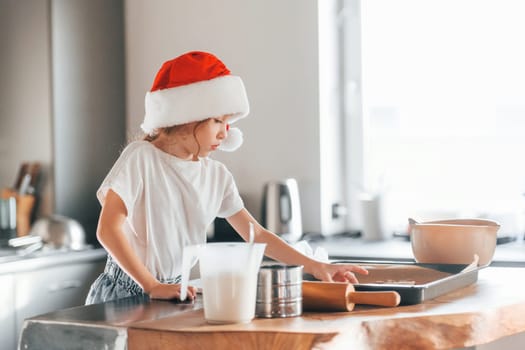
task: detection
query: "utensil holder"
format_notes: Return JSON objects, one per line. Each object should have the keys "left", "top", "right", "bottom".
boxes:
{"left": 0, "top": 196, "right": 17, "bottom": 245}
{"left": 1, "top": 188, "right": 35, "bottom": 236}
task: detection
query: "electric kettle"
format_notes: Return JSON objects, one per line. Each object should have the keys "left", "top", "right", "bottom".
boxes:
{"left": 261, "top": 178, "right": 302, "bottom": 242}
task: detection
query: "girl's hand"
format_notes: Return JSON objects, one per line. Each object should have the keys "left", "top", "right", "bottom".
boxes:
{"left": 147, "top": 282, "right": 198, "bottom": 301}
{"left": 310, "top": 262, "right": 368, "bottom": 283}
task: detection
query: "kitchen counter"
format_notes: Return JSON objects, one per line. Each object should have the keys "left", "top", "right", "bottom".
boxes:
{"left": 308, "top": 235, "right": 525, "bottom": 267}
{"left": 19, "top": 267, "right": 525, "bottom": 350}
{"left": 0, "top": 246, "right": 107, "bottom": 275}
{"left": 1, "top": 247, "right": 107, "bottom": 350}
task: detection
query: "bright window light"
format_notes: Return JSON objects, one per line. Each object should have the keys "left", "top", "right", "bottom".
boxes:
{"left": 353, "top": 0, "right": 525, "bottom": 234}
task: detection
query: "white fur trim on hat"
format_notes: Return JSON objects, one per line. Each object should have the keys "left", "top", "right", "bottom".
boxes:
{"left": 218, "top": 127, "right": 243, "bottom": 152}
{"left": 141, "top": 75, "right": 249, "bottom": 134}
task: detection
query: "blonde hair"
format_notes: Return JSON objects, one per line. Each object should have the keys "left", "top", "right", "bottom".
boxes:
{"left": 141, "top": 119, "right": 209, "bottom": 156}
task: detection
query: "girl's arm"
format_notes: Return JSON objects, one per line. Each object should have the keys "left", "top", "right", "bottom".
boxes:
{"left": 97, "top": 189, "right": 196, "bottom": 300}
{"left": 226, "top": 208, "right": 368, "bottom": 283}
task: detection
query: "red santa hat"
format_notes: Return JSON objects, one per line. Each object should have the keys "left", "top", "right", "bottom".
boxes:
{"left": 142, "top": 51, "right": 250, "bottom": 151}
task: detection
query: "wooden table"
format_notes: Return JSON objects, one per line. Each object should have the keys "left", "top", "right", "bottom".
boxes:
{"left": 126, "top": 267, "right": 525, "bottom": 350}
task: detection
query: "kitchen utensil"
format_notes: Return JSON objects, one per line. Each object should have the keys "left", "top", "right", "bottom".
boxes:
{"left": 13, "top": 162, "right": 41, "bottom": 196}
{"left": 18, "top": 174, "right": 32, "bottom": 195}
{"left": 30, "top": 215, "right": 86, "bottom": 250}
{"left": 409, "top": 218, "right": 499, "bottom": 265}
{"left": 302, "top": 281, "right": 400, "bottom": 312}
{"left": 460, "top": 254, "right": 479, "bottom": 273}
{"left": 261, "top": 178, "right": 302, "bottom": 243}
{"left": 248, "top": 222, "right": 255, "bottom": 244}
{"left": 256, "top": 264, "right": 303, "bottom": 318}
{"left": 8, "top": 235, "right": 44, "bottom": 256}
{"left": 336, "top": 260, "right": 484, "bottom": 305}
{"left": 2, "top": 187, "right": 36, "bottom": 237}
{"left": 13, "top": 163, "right": 30, "bottom": 191}
{"left": 180, "top": 242, "right": 266, "bottom": 324}
{"left": 0, "top": 197, "right": 17, "bottom": 245}
{"left": 8, "top": 235, "right": 42, "bottom": 248}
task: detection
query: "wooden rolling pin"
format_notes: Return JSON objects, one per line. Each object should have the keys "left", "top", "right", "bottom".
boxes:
{"left": 302, "top": 281, "right": 401, "bottom": 312}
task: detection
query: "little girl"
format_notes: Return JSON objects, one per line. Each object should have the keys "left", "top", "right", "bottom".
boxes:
{"left": 85, "top": 51, "right": 367, "bottom": 304}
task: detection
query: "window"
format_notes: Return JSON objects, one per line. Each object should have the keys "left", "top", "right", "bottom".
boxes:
{"left": 343, "top": 0, "right": 525, "bottom": 235}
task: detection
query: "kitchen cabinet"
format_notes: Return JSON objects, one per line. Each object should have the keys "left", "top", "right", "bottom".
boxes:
{"left": 0, "top": 248, "right": 106, "bottom": 349}
{"left": 14, "top": 260, "right": 105, "bottom": 342}
{"left": 0, "top": 274, "right": 16, "bottom": 350}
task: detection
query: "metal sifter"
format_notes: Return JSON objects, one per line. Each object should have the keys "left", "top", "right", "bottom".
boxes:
{"left": 255, "top": 264, "right": 303, "bottom": 318}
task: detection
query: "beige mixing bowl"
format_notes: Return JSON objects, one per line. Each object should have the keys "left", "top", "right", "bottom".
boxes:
{"left": 409, "top": 218, "right": 500, "bottom": 265}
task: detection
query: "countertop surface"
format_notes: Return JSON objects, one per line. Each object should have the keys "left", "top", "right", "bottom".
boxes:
{"left": 0, "top": 246, "right": 107, "bottom": 275}
{"left": 307, "top": 234, "right": 525, "bottom": 267}
{"left": 20, "top": 266, "right": 525, "bottom": 350}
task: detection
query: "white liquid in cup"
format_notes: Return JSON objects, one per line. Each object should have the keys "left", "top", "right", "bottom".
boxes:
{"left": 201, "top": 271, "right": 257, "bottom": 324}
{"left": 180, "top": 242, "right": 266, "bottom": 323}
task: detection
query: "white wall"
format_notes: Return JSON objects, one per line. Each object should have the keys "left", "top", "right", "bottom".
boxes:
{"left": 124, "top": 0, "right": 336, "bottom": 233}
{"left": 0, "top": 0, "right": 345, "bottom": 236}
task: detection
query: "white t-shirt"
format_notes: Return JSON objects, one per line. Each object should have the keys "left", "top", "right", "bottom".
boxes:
{"left": 97, "top": 140, "right": 244, "bottom": 280}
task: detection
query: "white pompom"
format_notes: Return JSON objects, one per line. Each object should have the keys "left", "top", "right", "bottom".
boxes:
{"left": 218, "top": 127, "right": 243, "bottom": 152}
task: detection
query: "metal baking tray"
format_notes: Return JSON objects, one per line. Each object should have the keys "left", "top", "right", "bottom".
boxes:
{"left": 333, "top": 260, "right": 484, "bottom": 305}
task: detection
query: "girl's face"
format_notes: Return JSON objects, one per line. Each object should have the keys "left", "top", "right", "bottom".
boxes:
{"left": 192, "top": 114, "right": 232, "bottom": 158}
{"left": 153, "top": 115, "right": 232, "bottom": 160}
